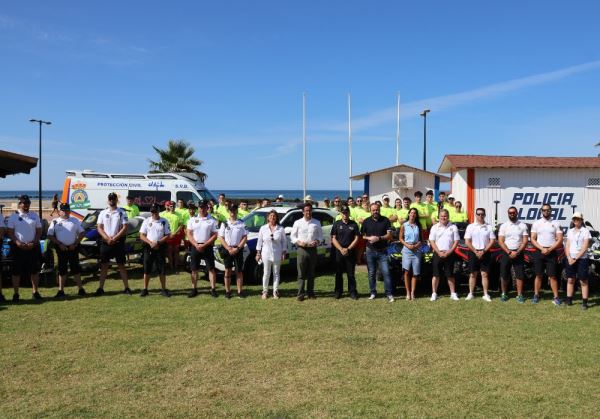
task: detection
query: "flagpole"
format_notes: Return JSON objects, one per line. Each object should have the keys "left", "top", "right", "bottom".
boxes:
{"left": 303, "top": 92, "right": 307, "bottom": 199}
{"left": 348, "top": 92, "right": 353, "bottom": 197}
{"left": 396, "top": 91, "right": 400, "bottom": 165}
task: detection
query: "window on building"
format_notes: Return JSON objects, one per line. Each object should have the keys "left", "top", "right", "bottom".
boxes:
{"left": 587, "top": 177, "right": 600, "bottom": 188}
{"left": 488, "top": 177, "right": 501, "bottom": 188}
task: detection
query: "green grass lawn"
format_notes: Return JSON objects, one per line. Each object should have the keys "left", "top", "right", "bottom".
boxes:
{"left": 1, "top": 267, "right": 599, "bottom": 418}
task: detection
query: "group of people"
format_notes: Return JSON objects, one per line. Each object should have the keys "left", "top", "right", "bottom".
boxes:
{"left": 0, "top": 191, "right": 593, "bottom": 310}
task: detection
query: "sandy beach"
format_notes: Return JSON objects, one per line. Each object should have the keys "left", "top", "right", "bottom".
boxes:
{"left": 0, "top": 198, "right": 57, "bottom": 221}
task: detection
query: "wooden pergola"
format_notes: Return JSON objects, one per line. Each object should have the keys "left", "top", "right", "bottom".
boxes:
{"left": 0, "top": 149, "right": 38, "bottom": 178}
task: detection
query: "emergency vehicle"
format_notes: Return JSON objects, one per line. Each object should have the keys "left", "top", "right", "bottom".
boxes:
{"left": 61, "top": 170, "right": 216, "bottom": 219}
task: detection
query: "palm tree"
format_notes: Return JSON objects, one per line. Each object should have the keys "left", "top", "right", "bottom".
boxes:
{"left": 148, "top": 139, "right": 207, "bottom": 181}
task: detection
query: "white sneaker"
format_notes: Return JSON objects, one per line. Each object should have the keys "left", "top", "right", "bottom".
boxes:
{"left": 430, "top": 293, "right": 438, "bottom": 302}
{"left": 450, "top": 293, "right": 460, "bottom": 301}
{"left": 482, "top": 294, "right": 492, "bottom": 302}
{"left": 387, "top": 295, "right": 395, "bottom": 303}
{"left": 368, "top": 294, "right": 376, "bottom": 300}
{"left": 465, "top": 293, "right": 474, "bottom": 301}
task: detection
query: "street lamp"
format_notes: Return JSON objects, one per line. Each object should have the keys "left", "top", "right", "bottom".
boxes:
{"left": 29, "top": 119, "right": 52, "bottom": 219}
{"left": 420, "top": 109, "right": 430, "bottom": 171}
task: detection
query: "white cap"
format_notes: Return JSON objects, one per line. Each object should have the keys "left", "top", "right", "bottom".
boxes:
{"left": 448, "top": 194, "right": 455, "bottom": 199}
{"left": 278, "top": 194, "right": 284, "bottom": 199}
{"left": 382, "top": 194, "right": 389, "bottom": 199}
{"left": 572, "top": 212, "right": 584, "bottom": 220}
{"left": 304, "top": 195, "right": 313, "bottom": 201}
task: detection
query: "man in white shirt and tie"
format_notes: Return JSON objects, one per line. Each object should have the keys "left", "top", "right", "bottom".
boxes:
{"left": 290, "top": 203, "right": 323, "bottom": 301}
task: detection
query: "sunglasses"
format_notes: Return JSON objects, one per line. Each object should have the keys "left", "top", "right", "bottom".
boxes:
{"left": 542, "top": 209, "right": 551, "bottom": 212}
{"left": 508, "top": 211, "right": 517, "bottom": 215}
{"left": 476, "top": 213, "right": 485, "bottom": 216}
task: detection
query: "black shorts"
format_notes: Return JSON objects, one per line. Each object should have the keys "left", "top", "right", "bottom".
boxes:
{"left": 10, "top": 243, "right": 41, "bottom": 278}
{"left": 56, "top": 247, "right": 81, "bottom": 275}
{"left": 533, "top": 249, "right": 558, "bottom": 277}
{"left": 190, "top": 245, "right": 215, "bottom": 271}
{"left": 143, "top": 244, "right": 167, "bottom": 275}
{"left": 468, "top": 251, "right": 491, "bottom": 274}
{"left": 432, "top": 253, "right": 455, "bottom": 279}
{"left": 223, "top": 250, "right": 244, "bottom": 270}
{"left": 499, "top": 251, "right": 525, "bottom": 281}
{"left": 100, "top": 239, "right": 126, "bottom": 264}
{"left": 564, "top": 258, "right": 589, "bottom": 280}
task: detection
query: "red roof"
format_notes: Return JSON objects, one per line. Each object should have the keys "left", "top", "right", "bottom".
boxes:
{"left": 439, "top": 154, "right": 600, "bottom": 173}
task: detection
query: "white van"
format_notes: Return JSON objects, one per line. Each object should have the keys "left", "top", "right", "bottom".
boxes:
{"left": 61, "top": 170, "right": 216, "bottom": 219}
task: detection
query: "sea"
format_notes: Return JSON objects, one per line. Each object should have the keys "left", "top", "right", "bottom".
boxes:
{"left": 0, "top": 189, "right": 360, "bottom": 201}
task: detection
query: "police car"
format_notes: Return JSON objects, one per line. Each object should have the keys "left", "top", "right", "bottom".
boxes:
{"left": 213, "top": 204, "right": 337, "bottom": 282}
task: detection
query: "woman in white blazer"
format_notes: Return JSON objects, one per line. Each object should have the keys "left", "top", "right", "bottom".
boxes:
{"left": 256, "top": 210, "right": 287, "bottom": 299}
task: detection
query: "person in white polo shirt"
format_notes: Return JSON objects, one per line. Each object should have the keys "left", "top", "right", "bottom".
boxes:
{"left": 498, "top": 206, "right": 529, "bottom": 303}
{"left": 564, "top": 212, "right": 592, "bottom": 310}
{"left": 291, "top": 203, "right": 323, "bottom": 301}
{"left": 531, "top": 203, "right": 564, "bottom": 305}
{"left": 218, "top": 204, "right": 249, "bottom": 299}
{"left": 186, "top": 200, "right": 219, "bottom": 298}
{"left": 95, "top": 192, "right": 132, "bottom": 296}
{"left": 47, "top": 203, "right": 86, "bottom": 298}
{"left": 429, "top": 209, "right": 460, "bottom": 301}
{"left": 464, "top": 208, "right": 496, "bottom": 302}
{"left": 139, "top": 203, "right": 171, "bottom": 297}
{"left": 6, "top": 195, "right": 43, "bottom": 302}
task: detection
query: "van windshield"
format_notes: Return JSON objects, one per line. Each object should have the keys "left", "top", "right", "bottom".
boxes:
{"left": 197, "top": 189, "right": 216, "bottom": 202}
{"left": 242, "top": 211, "right": 268, "bottom": 232}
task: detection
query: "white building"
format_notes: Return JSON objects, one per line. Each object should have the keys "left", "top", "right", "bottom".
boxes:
{"left": 350, "top": 163, "right": 450, "bottom": 202}
{"left": 438, "top": 154, "right": 600, "bottom": 229}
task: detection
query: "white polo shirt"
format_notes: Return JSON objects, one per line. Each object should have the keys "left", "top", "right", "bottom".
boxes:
{"left": 7, "top": 211, "right": 42, "bottom": 243}
{"left": 464, "top": 222, "right": 496, "bottom": 250}
{"left": 429, "top": 222, "right": 460, "bottom": 251}
{"left": 47, "top": 216, "right": 84, "bottom": 246}
{"left": 532, "top": 218, "right": 562, "bottom": 247}
{"left": 140, "top": 217, "right": 171, "bottom": 242}
{"left": 187, "top": 216, "right": 218, "bottom": 243}
{"left": 98, "top": 207, "right": 128, "bottom": 237}
{"left": 498, "top": 221, "right": 529, "bottom": 250}
{"left": 219, "top": 219, "right": 248, "bottom": 247}
{"left": 290, "top": 218, "right": 323, "bottom": 245}
{"left": 566, "top": 227, "right": 592, "bottom": 259}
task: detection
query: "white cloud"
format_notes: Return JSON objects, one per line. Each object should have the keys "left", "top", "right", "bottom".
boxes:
{"left": 317, "top": 60, "right": 600, "bottom": 132}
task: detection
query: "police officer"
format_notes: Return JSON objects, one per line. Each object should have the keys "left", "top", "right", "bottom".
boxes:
{"left": 331, "top": 205, "right": 359, "bottom": 299}
{"left": 47, "top": 203, "right": 86, "bottom": 298}
{"left": 290, "top": 203, "right": 323, "bottom": 301}
{"left": 464, "top": 208, "right": 496, "bottom": 302}
{"left": 218, "top": 204, "right": 249, "bottom": 299}
{"left": 186, "top": 201, "right": 219, "bottom": 298}
{"left": 564, "top": 212, "right": 592, "bottom": 310}
{"left": 139, "top": 203, "right": 171, "bottom": 297}
{"left": 497, "top": 206, "right": 529, "bottom": 302}
{"left": 429, "top": 209, "right": 460, "bottom": 301}
{"left": 6, "top": 195, "right": 42, "bottom": 301}
{"left": 123, "top": 195, "right": 140, "bottom": 219}
{"left": 531, "top": 203, "right": 564, "bottom": 305}
{"left": 95, "top": 192, "right": 132, "bottom": 296}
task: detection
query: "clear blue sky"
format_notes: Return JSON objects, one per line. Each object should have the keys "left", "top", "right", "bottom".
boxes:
{"left": 1, "top": 0, "right": 599, "bottom": 192}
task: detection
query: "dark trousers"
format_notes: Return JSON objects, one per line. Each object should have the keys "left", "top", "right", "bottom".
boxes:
{"left": 297, "top": 247, "right": 317, "bottom": 295}
{"left": 335, "top": 249, "right": 356, "bottom": 294}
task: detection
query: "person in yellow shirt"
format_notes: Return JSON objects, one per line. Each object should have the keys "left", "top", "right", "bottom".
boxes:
{"left": 175, "top": 199, "right": 190, "bottom": 226}
{"left": 160, "top": 201, "right": 183, "bottom": 270}
{"left": 424, "top": 190, "right": 438, "bottom": 229}
{"left": 450, "top": 200, "right": 469, "bottom": 224}
{"left": 380, "top": 195, "right": 397, "bottom": 224}
{"left": 123, "top": 196, "right": 140, "bottom": 219}
{"left": 395, "top": 197, "right": 412, "bottom": 228}
{"left": 237, "top": 200, "right": 250, "bottom": 219}
{"left": 410, "top": 191, "right": 430, "bottom": 232}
